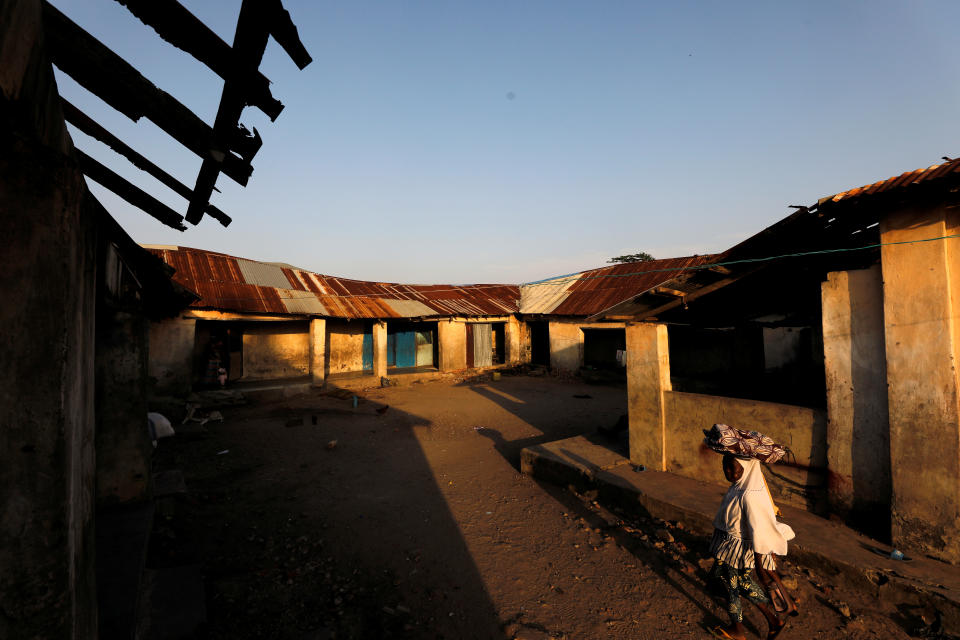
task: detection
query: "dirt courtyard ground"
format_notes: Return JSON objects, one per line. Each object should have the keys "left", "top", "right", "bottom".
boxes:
{"left": 152, "top": 374, "right": 930, "bottom": 640}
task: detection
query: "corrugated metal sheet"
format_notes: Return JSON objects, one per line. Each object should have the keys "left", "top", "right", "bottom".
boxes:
{"left": 382, "top": 299, "right": 436, "bottom": 317}
{"left": 552, "top": 256, "right": 715, "bottom": 316}
{"left": 146, "top": 246, "right": 521, "bottom": 319}
{"left": 473, "top": 323, "right": 492, "bottom": 367}
{"left": 822, "top": 157, "right": 960, "bottom": 205}
{"left": 280, "top": 289, "right": 328, "bottom": 315}
{"left": 237, "top": 259, "right": 293, "bottom": 289}
{"left": 519, "top": 274, "right": 578, "bottom": 314}
{"left": 518, "top": 256, "right": 716, "bottom": 317}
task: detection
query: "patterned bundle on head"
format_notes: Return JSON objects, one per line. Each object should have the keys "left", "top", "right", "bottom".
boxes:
{"left": 702, "top": 423, "right": 790, "bottom": 464}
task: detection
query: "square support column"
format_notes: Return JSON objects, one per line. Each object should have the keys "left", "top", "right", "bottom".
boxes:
{"left": 821, "top": 267, "right": 890, "bottom": 535}
{"left": 438, "top": 320, "right": 466, "bottom": 371}
{"left": 626, "top": 322, "right": 671, "bottom": 470}
{"left": 309, "top": 318, "right": 326, "bottom": 386}
{"left": 881, "top": 205, "right": 960, "bottom": 563}
{"left": 505, "top": 316, "right": 523, "bottom": 365}
{"left": 372, "top": 320, "right": 388, "bottom": 379}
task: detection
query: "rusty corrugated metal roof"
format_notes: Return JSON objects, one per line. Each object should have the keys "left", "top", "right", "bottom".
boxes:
{"left": 519, "top": 256, "right": 717, "bottom": 316}
{"left": 146, "top": 246, "right": 520, "bottom": 319}
{"left": 821, "top": 157, "right": 960, "bottom": 206}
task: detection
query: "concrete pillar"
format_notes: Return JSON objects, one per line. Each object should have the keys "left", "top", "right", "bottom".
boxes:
{"left": 148, "top": 317, "right": 196, "bottom": 397}
{"left": 96, "top": 308, "right": 152, "bottom": 506}
{"left": 438, "top": 320, "right": 466, "bottom": 371}
{"left": 505, "top": 316, "right": 523, "bottom": 365}
{"left": 309, "top": 318, "right": 326, "bottom": 386}
{"left": 372, "top": 320, "right": 388, "bottom": 379}
{"left": 881, "top": 205, "right": 960, "bottom": 563}
{"left": 626, "top": 323, "right": 671, "bottom": 470}
{"left": 821, "top": 267, "right": 890, "bottom": 536}
{"left": 548, "top": 321, "right": 583, "bottom": 372}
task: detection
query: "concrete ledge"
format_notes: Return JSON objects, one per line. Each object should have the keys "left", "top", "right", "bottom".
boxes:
{"left": 522, "top": 435, "right": 960, "bottom": 633}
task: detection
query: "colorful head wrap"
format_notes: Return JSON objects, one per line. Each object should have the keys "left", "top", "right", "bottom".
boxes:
{"left": 703, "top": 423, "right": 790, "bottom": 464}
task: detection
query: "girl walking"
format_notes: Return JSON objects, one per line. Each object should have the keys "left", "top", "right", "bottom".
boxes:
{"left": 703, "top": 425, "right": 797, "bottom": 639}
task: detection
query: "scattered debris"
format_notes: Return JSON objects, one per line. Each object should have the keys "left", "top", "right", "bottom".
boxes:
{"left": 376, "top": 405, "right": 390, "bottom": 415}
{"left": 655, "top": 529, "right": 674, "bottom": 543}
{"left": 325, "top": 440, "right": 338, "bottom": 450}
{"left": 216, "top": 449, "right": 229, "bottom": 455}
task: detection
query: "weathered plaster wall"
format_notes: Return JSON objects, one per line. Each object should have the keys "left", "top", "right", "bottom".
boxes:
{"left": 438, "top": 320, "right": 466, "bottom": 371}
{"left": 821, "top": 267, "right": 890, "bottom": 532}
{"left": 242, "top": 322, "right": 310, "bottom": 380}
{"left": 548, "top": 321, "right": 583, "bottom": 372}
{"left": 1, "top": 4, "right": 98, "bottom": 632}
{"left": 96, "top": 308, "right": 152, "bottom": 505}
{"left": 148, "top": 317, "right": 196, "bottom": 397}
{"left": 326, "top": 321, "right": 367, "bottom": 374}
{"left": 881, "top": 204, "right": 960, "bottom": 563}
{"left": 663, "top": 391, "right": 828, "bottom": 512}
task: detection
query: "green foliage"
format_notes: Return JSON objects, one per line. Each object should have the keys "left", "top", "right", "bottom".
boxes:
{"left": 607, "top": 251, "right": 654, "bottom": 264}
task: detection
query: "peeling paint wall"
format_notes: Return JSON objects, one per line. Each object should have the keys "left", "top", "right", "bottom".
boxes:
{"left": 241, "top": 321, "right": 310, "bottom": 380}
{"left": 881, "top": 203, "right": 960, "bottom": 563}
{"left": 327, "top": 320, "right": 368, "bottom": 375}
{"left": 148, "top": 317, "right": 196, "bottom": 397}
{"left": 548, "top": 321, "right": 582, "bottom": 372}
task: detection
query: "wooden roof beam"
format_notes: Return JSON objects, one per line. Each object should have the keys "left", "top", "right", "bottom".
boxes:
{"left": 112, "top": 0, "right": 285, "bottom": 120}
{"left": 62, "top": 100, "right": 232, "bottom": 227}
{"left": 76, "top": 150, "right": 187, "bottom": 231}
{"left": 42, "top": 1, "right": 254, "bottom": 186}
{"left": 186, "top": 0, "right": 312, "bottom": 224}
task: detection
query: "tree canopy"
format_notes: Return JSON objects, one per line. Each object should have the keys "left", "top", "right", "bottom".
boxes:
{"left": 607, "top": 252, "right": 654, "bottom": 264}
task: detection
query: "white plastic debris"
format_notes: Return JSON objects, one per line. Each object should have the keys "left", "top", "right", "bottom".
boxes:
{"left": 147, "top": 412, "right": 175, "bottom": 447}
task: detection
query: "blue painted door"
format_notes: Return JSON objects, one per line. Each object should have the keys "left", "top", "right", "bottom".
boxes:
{"left": 395, "top": 331, "right": 416, "bottom": 368}
{"left": 362, "top": 331, "right": 373, "bottom": 371}
{"left": 386, "top": 333, "right": 396, "bottom": 367}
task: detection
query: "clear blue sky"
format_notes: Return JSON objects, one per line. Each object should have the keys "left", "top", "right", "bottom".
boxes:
{"left": 52, "top": 1, "right": 960, "bottom": 284}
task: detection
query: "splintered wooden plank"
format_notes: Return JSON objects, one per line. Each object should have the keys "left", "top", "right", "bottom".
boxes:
{"left": 76, "top": 150, "right": 187, "bottom": 231}
{"left": 62, "top": 100, "right": 232, "bottom": 227}
{"left": 185, "top": 0, "right": 312, "bottom": 223}
{"left": 112, "top": 0, "right": 284, "bottom": 121}
{"left": 42, "top": 1, "right": 253, "bottom": 186}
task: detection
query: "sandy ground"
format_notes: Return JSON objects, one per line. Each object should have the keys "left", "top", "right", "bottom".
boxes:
{"left": 151, "top": 374, "right": 933, "bottom": 640}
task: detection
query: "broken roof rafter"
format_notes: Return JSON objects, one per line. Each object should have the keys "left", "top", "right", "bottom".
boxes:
{"left": 112, "top": 0, "right": 286, "bottom": 121}
{"left": 76, "top": 150, "right": 187, "bottom": 231}
{"left": 43, "top": 0, "right": 311, "bottom": 229}
{"left": 43, "top": 1, "right": 255, "bottom": 186}
{"left": 62, "top": 99, "right": 232, "bottom": 227}
{"left": 185, "top": 0, "right": 312, "bottom": 223}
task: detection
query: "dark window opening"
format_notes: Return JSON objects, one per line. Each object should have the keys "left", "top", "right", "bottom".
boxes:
{"left": 582, "top": 328, "right": 626, "bottom": 372}
{"left": 529, "top": 321, "right": 549, "bottom": 366}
